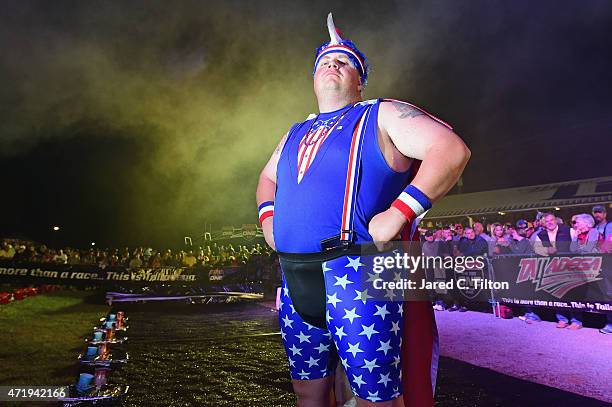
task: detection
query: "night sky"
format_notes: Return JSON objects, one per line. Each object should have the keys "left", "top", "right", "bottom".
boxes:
{"left": 1, "top": 0, "right": 611, "bottom": 248}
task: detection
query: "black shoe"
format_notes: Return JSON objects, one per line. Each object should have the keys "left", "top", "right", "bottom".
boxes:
{"left": 459, "top": 306, "right": 468, "bottom": 312}
{"left": 448, "top": 305, "right": 460, "bottom": 312}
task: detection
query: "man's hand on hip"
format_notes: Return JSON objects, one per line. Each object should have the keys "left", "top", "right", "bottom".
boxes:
{"left": 368, "top": 207, "right": 406, "bottom": 251}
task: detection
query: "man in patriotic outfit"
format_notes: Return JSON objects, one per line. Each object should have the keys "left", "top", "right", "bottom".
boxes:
{"left": 256, "top": 13, "right": 470, "bottom": 407}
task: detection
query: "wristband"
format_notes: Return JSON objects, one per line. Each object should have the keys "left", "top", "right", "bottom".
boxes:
{"left": 391, "top": 185, "right": 432, "bottom": 221}
{"left": 258, "top": 201, "right": 274, "bottom": 225}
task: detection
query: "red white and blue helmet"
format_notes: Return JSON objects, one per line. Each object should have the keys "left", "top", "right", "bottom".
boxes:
{"left": 313, "top": 13, "right": 369, "bottom": 86}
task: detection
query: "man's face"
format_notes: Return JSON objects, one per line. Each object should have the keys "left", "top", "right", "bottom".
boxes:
{"left": 442, "top": 229, "right": 452, "bottom": 240}
{"left": 314, "top": 53, "right": 362, "bottom": 96}
{"left": 473, "top": 223, "right": 484, "bottom": 235}
{"left": 544, "top": 215, "right": 557, "bottom": 231}
{"left": 464, "top": 228, "right": 475, "bottom": 240}
{"left": 593, "top": 210, "right": 606, "bottom": 223}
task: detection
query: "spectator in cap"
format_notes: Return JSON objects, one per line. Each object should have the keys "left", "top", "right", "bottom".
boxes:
{"left": 592, "top": 205, "right": 610, "bottom": 233}
{"left": 593, "top": 205, "right": 612, "bottom": 253}
{"left": 509, "top": 220, "right": 532, "bottom": 254}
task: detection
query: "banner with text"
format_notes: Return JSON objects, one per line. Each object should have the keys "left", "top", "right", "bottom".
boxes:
{"left": 0, "top": 261, "right": 203, "bottom": 287}
{"left": 490, "top": 253, "right": 612, "bottom": 314}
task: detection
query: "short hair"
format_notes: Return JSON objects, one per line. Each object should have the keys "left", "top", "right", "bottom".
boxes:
{"left": 573, "top": 213, "right": 595, "bottom": 228}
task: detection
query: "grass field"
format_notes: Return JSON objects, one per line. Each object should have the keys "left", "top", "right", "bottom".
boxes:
{"left": 0, "top": 290, "right": 109, "bottom": 386}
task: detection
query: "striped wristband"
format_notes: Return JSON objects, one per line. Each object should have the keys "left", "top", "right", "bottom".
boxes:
{"left": 391, "top": 185, "right": 432, "bottom": 221}
{"left": 258, "top": 201, "right": 274, "bottom": 225}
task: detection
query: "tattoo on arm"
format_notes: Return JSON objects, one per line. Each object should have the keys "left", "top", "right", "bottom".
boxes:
{"left": 392, "top": 101, "right": 425, "bottom": 119}
{"left": 274, "top": 133, "right": 288, "bottom": 155}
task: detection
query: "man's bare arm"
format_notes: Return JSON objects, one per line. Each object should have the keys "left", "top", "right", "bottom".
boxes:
{"left": 368, "top": 101, "right": 470, "bottom": 244}
{"left": 255, "top": 133, "right": 288, "bottom": 250}
{"left": 378, "top": 100, "right": 470, "bottom": 202}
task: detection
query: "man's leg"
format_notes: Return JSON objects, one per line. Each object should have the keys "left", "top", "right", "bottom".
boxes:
{"left": 279, "top": 275, "right": 339, "bottom": 405}
{"left": 323, "top": 255, "right": 405, "bottom": 406}
{"left": 292, "top": 376, "right": 335, "bottom": 407}
{"left": 334, "top": 364, "right": 355, "bottom": 406}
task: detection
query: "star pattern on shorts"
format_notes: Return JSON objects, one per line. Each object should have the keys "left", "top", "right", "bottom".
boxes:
{"left": 363, "top": 358, "right": 380, "bottom": 373}
{"left": 353, "top": 288, "right": 373, "bottom": 303}
{"left": 280, "top": 253, "right": 408, "bottom": 402}
{"left": 359, "top": 323, "right": 379, "bottom": 340}
{"left": 353, "top": 374, "right": 367, "bottom": 388}
{"left": 343, "top": 307, "right": 361, "bottom": 324}
{"left": 366, "top": 390, "right": 381, "bottom": 402}
{"left": 373, "top": 304, "right": 390, "bottom": 320}
{"left": 345, "top": 256, "right": 363, "bottom": 272}
{"left": 279, "top": 279, "right": 336, "bottom": 382}
{"left": 384, "top": 289, "right": 397, "bottom": 301}
{"left": 365, "top": 272, "right": 379, "bottom": 283}
{"left": 377, "top": 339, "right": 392, "bottom": 355}
{"left": 282, "top": 314, "right": 294, "bottom": 328}
{"left": 305, "top": 356, "right": 320, "bottom": 367}
{"left": 334, "top": 274, "right": 353, "bottom": 290}
{"left": 347, "top": 342, "right": 364, "bottom": 358}
{"left": 314, "top": 343, "right": 330, "bottom": 353}
{"left": 378, "top": 372, "right": 392, "bottom": 387}
{"left": 390, "top": 320, "right": 400, "bottom": 336}
{"left": 327, "top": 292, "right": 342, "bottom": 308}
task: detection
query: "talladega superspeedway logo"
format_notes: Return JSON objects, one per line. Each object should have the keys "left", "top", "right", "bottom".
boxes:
{"left": 516, "top": 256, "right": 602, "bottom": 299}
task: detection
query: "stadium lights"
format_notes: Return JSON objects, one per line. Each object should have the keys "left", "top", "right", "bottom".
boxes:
{"left": 554, "top": 207, "right": 561, "bottom": 210}
{"left": 91, "top": 242, "right": 96, "bottom": 246}
{"left": 498, "top": 212, "right": 505, "bottom": 215}
{"left": 52, "top": 226, "right": 60, "bottom": 231}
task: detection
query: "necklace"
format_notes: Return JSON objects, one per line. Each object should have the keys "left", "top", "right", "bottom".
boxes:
{"left": 302, "top": 105, "right": 353, "bottom": 146}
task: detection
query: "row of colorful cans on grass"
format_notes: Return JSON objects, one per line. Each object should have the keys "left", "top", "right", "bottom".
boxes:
{"left": 59, "top": 311, "right": 130, "bottom": 406}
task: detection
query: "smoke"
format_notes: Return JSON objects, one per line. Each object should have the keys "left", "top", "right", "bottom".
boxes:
{"left": 1, "top": 0, "right": 611, "bottom": 247}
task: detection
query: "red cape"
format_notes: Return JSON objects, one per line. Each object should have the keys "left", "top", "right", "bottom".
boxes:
{"left": 400, "top": 161, "right": 439, "bottom": 407}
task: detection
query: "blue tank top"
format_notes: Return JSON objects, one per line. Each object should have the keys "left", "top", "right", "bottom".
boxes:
{"left": 274, "top": 99, "right": 412, "bottom": 253}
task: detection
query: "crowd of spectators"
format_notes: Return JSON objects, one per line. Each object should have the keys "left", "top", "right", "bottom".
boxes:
{"left": 419, "top": 204, "right": 612, "bottom": 257}
{"left": 418, "top": 204, "right": 612, "bottom": 335}
{"left": 0, "top": 240, "right": 274, "bottom": 270}
{"left": 1, "top": 205, "right": 610, "bottom": 333}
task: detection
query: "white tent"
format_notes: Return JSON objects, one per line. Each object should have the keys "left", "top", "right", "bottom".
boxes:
{"left": 425, "top": 176, "right": 612, "bottom": 219}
